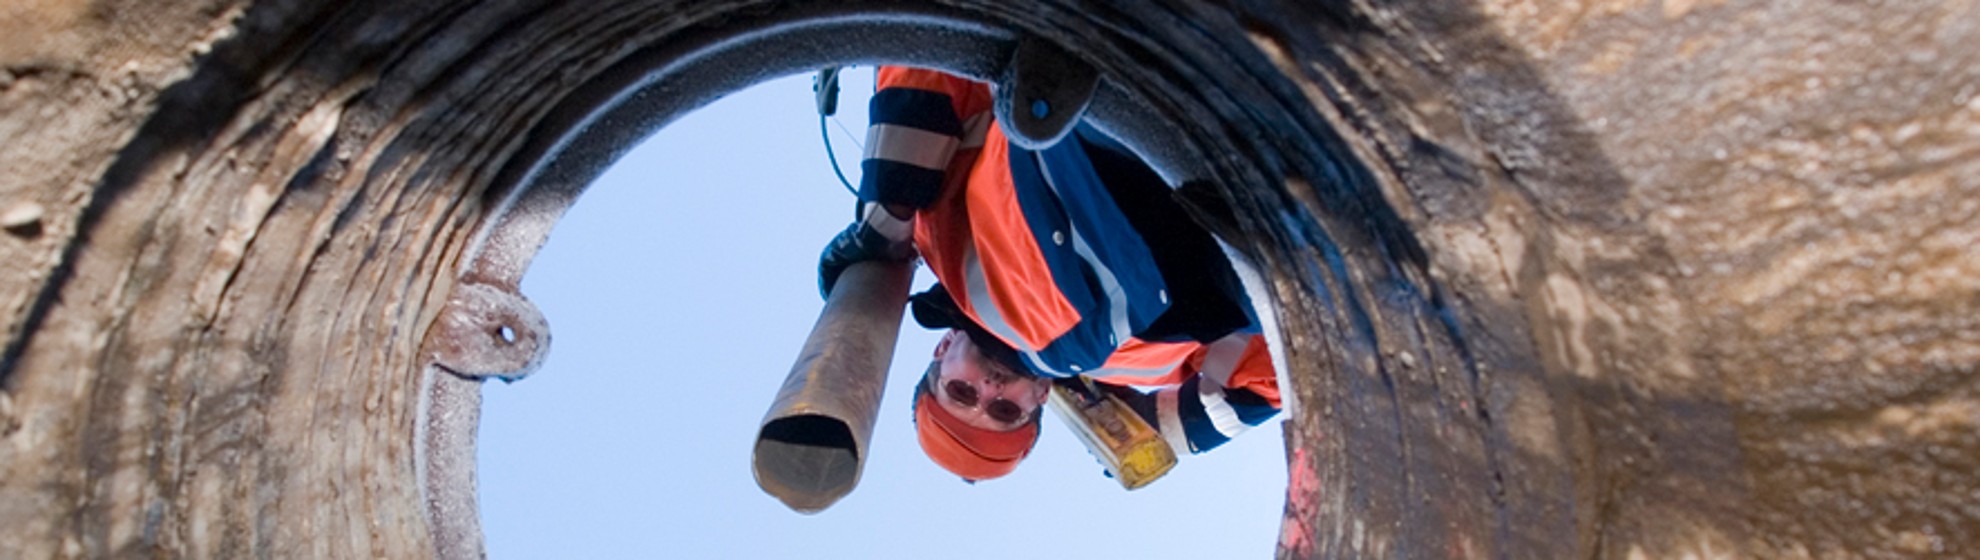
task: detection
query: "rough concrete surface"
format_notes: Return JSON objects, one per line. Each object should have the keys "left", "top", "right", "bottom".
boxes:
{"left": 0, "top": 0, "right": 1973, "bottom": 558}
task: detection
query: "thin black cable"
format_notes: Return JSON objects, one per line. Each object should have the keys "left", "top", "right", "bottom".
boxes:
{"left": 821, "top": 114, "right": 857, "bottom": 197}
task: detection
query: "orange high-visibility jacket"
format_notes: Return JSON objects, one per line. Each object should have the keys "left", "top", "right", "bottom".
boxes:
{"left": 863, "top": 66, "right": 1279, "bottom": 453}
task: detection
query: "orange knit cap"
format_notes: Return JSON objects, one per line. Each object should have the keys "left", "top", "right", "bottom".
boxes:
{"left": 915, "top": 390, "right": 1039, "bottom": 481}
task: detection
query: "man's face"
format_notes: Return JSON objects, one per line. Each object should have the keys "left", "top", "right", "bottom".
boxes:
{"left": 932, "top": 330, "right": 1052, "bottom": 432}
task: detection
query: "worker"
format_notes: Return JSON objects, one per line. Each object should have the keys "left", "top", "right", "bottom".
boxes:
{"left": 818, "top": 66, "right": 1281, "bottom": 482}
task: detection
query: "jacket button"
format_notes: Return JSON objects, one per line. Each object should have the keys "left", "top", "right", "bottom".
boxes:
{"left": 1052, "top": 230, "right": 1065, "bottom": 246}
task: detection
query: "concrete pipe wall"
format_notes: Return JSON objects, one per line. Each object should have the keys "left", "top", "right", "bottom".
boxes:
{"left": 0, "top": 0, "right": 1974, "bottom": 557}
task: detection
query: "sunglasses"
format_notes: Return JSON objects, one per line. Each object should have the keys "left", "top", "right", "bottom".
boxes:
{"left": 944, "top": 379, "right": 1029, "bottom": 425}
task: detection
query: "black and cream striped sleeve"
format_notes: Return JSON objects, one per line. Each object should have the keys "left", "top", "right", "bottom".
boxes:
{"left": 859, "top": 67, "right": 974, "bottom": 210}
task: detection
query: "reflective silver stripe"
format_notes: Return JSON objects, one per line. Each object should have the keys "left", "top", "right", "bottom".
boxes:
{"left": 1034, "top": 152, "right": 1133, "bottom": 348}
{"left": 960, "top": 112, "right": 991, "bottom": 149}
{"left": 864, "top": 123, "right": 959, "bottom": 171}
{"left": 1200, "top": 335, "right": 1251, "bottom": 387}
{"left": 1157, "top": 388, "right": 1190, "bottom": 453}
{"left": 961, "top": 245, "right": 1024, "bottom": 350}
{"left": 1197, "top": 382, "right": 1250, "bottom": 439}
{"left": 962, "top": 243, "right": 1070, "bottom": 377}
{"left": 1085, "top": 361, "right": 1183, "bottom": 380}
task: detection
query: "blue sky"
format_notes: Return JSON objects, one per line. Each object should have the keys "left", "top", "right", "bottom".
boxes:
{"left": 477, "top": 70, "right": 1287, "bottom": 559}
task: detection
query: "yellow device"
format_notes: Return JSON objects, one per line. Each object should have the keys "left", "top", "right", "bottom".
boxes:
{"left": 1046, "top": 376, "right": 1177, "bottom": 490}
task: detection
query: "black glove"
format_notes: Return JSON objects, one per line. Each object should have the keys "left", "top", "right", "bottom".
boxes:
{"left": 817, "top": 209, "right": 915, "bottom": 298}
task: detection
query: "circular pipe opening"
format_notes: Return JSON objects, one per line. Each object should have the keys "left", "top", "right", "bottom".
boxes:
{"left": 437, "top": 3, "right": 1397, "bottom": 558}
{"left": 755, "top": 414, "right": 862, "bottom": 498}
